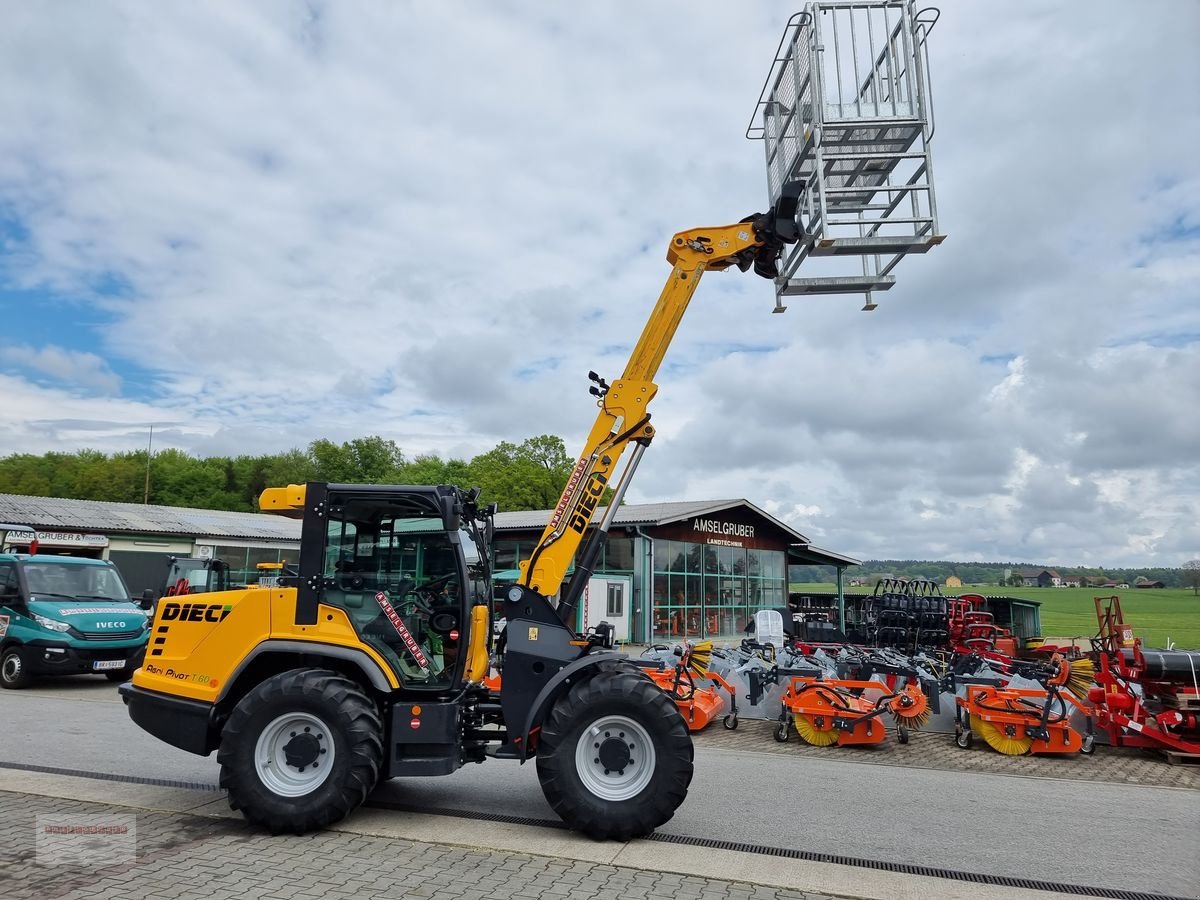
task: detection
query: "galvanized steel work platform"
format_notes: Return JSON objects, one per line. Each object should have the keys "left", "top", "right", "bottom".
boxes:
{"left": 748, "top": 1, "right": 945, "bottom": 308}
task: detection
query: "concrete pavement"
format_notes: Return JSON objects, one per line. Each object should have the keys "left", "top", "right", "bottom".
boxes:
{"left": 1, "top": 678, "right": 1197, "bottom": 898}
{"left": 0, "top": 777, "right": 1150, "bottom": 900}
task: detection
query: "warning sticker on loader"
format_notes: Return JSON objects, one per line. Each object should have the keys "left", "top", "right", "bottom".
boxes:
{"left": 374, "top": 591, "right": 430, "bottom": 673}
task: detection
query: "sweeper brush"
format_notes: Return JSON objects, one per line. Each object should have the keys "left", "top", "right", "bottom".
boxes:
{"left": 687, "top": 641, "right": 714, "bottom": 679}
{"left": 970, "top": 712, "right": 1033, "bottom": 756}
{"left": 889, "top": 683, "right": 932, "bottom": 730}
{"left": 1064, "top": 656, "right": 1096, "bottom": 702}
{"left": 794, "top": 710, "right": 840, "bottom": 746}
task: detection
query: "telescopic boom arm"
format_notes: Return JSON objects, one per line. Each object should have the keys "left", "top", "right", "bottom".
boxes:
{"left": 518, "top": 204, "right": 798, "bottom": 618}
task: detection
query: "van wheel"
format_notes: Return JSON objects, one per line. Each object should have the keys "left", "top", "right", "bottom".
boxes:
{"left": 1, "top": 648, "right": 31, "bottom": 689}
{"left": 217, "top": 669, "right": 383, "bottom": 834}
{"left": 104, "top": 667, "right": 137, "bottom": 683}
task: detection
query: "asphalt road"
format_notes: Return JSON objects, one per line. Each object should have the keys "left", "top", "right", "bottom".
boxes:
{"left": 2, "top": 677, "right": 1197, "bottom": 898}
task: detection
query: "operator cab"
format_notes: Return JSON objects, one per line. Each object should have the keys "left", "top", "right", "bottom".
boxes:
{"left": 296, "top": 484, "right": 489, "bottom": 693}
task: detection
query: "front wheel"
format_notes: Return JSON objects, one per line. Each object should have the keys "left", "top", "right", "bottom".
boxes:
{"left": 217, "top": 669, "right": 383, "bottom": 834}
{"left": 1, "top": 648, "right": 31, "bottom": 690}
{"left": 536, "top": 669, "right": 693, "bottom": 840}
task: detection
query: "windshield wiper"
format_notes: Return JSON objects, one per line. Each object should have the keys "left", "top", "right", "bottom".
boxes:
{"left": 73, "top": 595, "right": 127, "bottom": 603}
{"left": 27, "top": 592, "right": 78, "bottom": 601}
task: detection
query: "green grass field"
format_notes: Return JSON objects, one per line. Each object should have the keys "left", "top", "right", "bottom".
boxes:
{"left": 789, "top": 583, "right": 1200, "bottom": 648}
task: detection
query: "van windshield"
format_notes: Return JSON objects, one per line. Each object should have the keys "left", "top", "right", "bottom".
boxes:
{"left": 23, "top": 562, "right": 131, "bottom": 602}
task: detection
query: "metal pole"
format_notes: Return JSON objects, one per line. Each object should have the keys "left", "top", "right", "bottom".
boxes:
{"left": 143, "top": 425, "right": 154, "bottom": 504}
{"left": 837, "top": 565, "right": 846, "bottom": 629}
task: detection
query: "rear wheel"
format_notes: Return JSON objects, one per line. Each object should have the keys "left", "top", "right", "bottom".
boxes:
{"left": 1, "top": 647, "right": 31, "bottom": 690}
{"left": 217, "top": 669, "right": 383, "bottom": 833}
{"left": 536, "top": 669, "right": 692, "bottom": 840}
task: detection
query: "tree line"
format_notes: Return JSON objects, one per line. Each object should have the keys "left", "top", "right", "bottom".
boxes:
{"left": 0, "top": 434, "right": 577, "bottom": 514}
{"left": 790, "top": 559, "right": 1198, "bottom": 590}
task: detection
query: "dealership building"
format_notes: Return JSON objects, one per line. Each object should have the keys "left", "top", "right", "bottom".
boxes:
{"left": 0, "top": 492, "right": 858, "bottom": 642}
{"left": 492, "top": 499, "right": 859, "bottom": 643}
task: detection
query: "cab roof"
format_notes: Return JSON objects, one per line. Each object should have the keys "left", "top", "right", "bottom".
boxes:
{"left": 0, "top": 553, "right": 115, "bottom": 566}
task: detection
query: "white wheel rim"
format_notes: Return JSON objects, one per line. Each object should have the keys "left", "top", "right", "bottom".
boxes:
{"left": 254, "top": 712, "right": 335, "bottom": 797}
{"left": 2, "top": 655, "right": 20, "bottom": 682}
{"left": 574, "top": 714, "right": 655, "bottom": 802}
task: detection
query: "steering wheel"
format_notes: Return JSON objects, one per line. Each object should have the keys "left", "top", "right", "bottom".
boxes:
{"left": 415, "top": 573, "right": 456, "bottom": 597}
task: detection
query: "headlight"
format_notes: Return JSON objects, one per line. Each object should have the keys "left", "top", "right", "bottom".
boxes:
{"left": 32, "top": 613, "right": 71, "bottom": 633}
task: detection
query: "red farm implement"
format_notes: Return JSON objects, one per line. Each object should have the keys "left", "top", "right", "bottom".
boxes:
{"left": 1085, "top": 596, "right": 1200, "bottom": 760}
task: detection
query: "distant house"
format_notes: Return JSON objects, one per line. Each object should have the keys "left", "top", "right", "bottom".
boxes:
{"left": 1087, "top": 576, "right": 1111, "bottom": 587}
{"left": 945, "top": 575, "right": 963, "bottom": 588}
{"left": 1060, "top": 575, "right": 1081, "bottom": 588}
{"left": 1017, "top": 569, "right": 1061, "bottom": 588}
{"left": 1134, "top": 577, "right": 1165, "bottom": 589}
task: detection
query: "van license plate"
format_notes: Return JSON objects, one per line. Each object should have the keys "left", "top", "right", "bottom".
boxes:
{"left": 93, "top": 659, "right": 125, "bottom": 671}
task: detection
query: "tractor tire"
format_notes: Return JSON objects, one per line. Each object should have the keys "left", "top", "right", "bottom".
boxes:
{"left": 536, "top": 668, "right": 692, "bottom": 840}
{"left": 217, "top": 669, "right": 383, "bottom": 834}
{"left": 1, "top": 647, "right": 31, "bottom": 690}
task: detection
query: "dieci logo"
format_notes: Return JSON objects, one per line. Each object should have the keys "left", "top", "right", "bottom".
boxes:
{"left": 568, "top": 472, "right": 608, "bottom": 534}
{"left": 160, "top": 602, "right": 232, "bottom": 623}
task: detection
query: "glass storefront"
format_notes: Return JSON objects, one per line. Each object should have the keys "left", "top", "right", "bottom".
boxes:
{"left": 492, "top": 517, "right": 791, "bottom": 642}
{"left": 650, "top": 540, "right": 785, "bottom": 639}
{"left": 493, "top": 538, "right": 634, "bottom": 583}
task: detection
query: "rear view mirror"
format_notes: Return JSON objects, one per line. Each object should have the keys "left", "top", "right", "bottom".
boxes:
{"left": 140, "top": 588, "right": 156, "bottom": 611}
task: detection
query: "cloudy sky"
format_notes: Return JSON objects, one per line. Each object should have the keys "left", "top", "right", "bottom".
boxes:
{"left": 1, "top": 2, "right": 1197, "bottom": 567}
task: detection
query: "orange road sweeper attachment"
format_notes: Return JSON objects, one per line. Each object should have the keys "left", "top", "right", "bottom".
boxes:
{"left": 638, "top": 641, "right": 740, "bottom": 732}
{"left": 773, "top": 672, "right": 930, "bottom": 747}
{"left": 952, "top": 653, "right": 1095, "bottom": 756}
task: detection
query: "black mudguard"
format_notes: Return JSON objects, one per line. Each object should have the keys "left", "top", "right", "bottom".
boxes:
{"left": 497, "top": 585, "right": 626, "bottom": 760}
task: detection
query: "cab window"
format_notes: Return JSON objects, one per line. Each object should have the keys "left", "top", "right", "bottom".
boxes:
{"left": 0, "top": 564, "right": 18, "bottom": 603}
{"left": 322, "top": 510, "right": 462, "bottom": 690}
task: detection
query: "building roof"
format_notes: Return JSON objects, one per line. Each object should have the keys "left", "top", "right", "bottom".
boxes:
{"left": 0, "top": 493, "right": 301, "bottom": 543}
{"left": 788, "top": 543, "right": 861, "bottom": 568}
{"left": 493, "top": 499, "right": 810, "bottom": 543}
{"left": 493, "top": 498, "right": 859, "bottom": 567}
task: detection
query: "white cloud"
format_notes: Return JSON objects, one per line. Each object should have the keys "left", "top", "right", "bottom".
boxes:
{"left": 0, "top": 1, "right": 1198, "bottom": 566}
{"left": 0, "top": 344, "right": 121, "bottom": 394}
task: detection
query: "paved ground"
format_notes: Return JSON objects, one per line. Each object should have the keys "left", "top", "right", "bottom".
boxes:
{"left": 695, "top": 719, "right": 1200, "bottom": 790}
{"left": 4, "top": 683, "right": 1200, "bottom": 897}
{"left": 7, "top": 677, "right": 1200, "bottom": 898}
{"left": 0, "top": 791, "right": 839, "bottom": 900}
